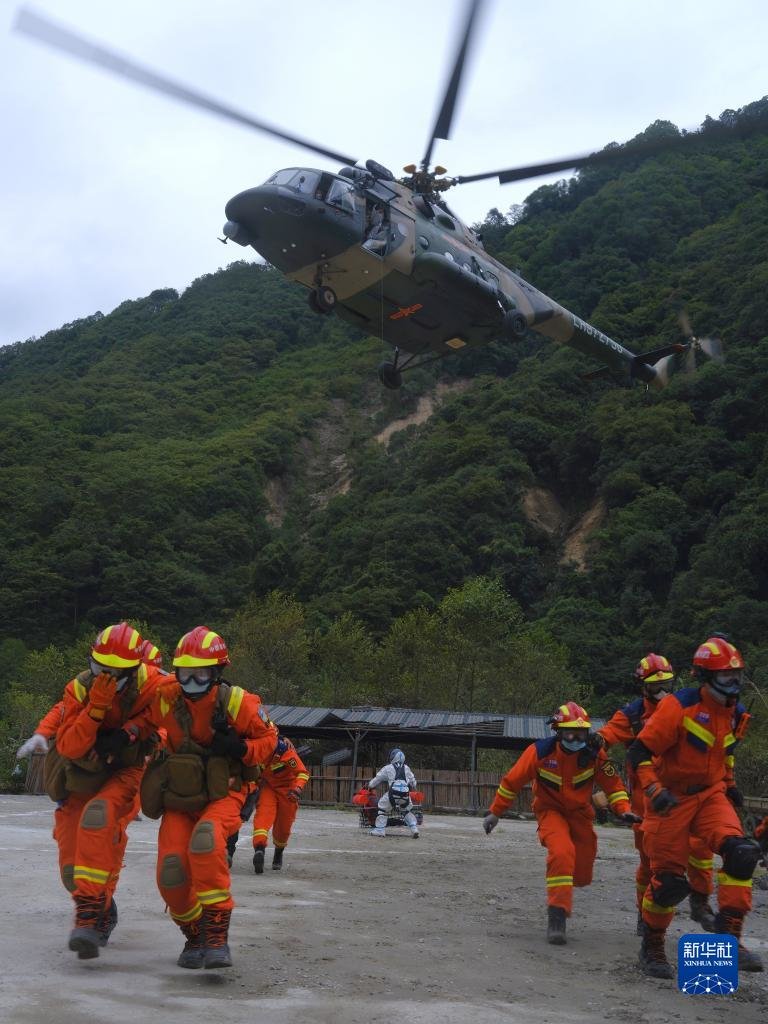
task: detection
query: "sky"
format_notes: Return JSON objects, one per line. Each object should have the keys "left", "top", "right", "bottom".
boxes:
{"left": 1, "top": 0, "right": 767, "bottom": 347}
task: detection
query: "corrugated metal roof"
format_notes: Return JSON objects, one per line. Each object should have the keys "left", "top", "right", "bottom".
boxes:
{"left": 265, "top": 704, "right": 604, "bottom": 740}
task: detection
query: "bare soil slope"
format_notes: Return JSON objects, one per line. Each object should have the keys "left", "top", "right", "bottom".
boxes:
{"left": 1, "top": 796, "right": 766, "bottom": 1024}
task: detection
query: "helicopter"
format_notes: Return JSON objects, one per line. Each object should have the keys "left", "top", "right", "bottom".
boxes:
{"left": 15, "top": 2, "right": 744, "bottom": 389}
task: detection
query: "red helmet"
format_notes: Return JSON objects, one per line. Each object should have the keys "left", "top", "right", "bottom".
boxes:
{"left": 550, "top": 701, "right": 591, "bottom": 730}
{"left": 173, "top": 626, "right": 230, "bottom": 668}
{"left": 91, "top": 622, "right": 143, "bottom": 670}
{"left": 693, "top": 637, "right": 744, "bottom": 672}
{"left": 634, "top": 653, "right": 675, "bottom": 684}
{"left": 138, "top": 639, "right": 163, "bottom": 668}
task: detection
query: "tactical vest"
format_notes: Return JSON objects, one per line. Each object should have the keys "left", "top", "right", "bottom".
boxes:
{"left": 140, "top": 682, "right": 262, "bottom": 819}
{"left": 44, "top": 668, "right": 155, "bottom": 802}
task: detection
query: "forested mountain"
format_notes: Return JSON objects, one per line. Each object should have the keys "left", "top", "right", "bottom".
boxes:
{"left": 2, "top": 100, "right": 767, "bottom": 785}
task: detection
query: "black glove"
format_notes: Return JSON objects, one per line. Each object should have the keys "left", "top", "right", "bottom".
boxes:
{"left": 210, "top": 727, "right": 247, "bottom": 760}
{"left": 94, "top": 728, "right": 133, "bottom": 759}
{"left": 587, "top": 731, "right": 607, "bottom": 752}
{"left": 725, "top": 786, "right": 744, "bottom": 809}
{"left": 619, "top": 811, "right": 643, "bottom": 825}
{"left": 647, "top": 786, "right": 678, "bottom": 815}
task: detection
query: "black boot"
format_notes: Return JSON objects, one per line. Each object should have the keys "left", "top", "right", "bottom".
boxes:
{"left": 638, "top": 924, "right": 673, "bottom": 979}
{"left": 272, "top": 847, "right": 284, "bottom": 871}
{"left": 546, "top": 906, "right": 567, "bottom": 945}
{"left": 201, "top": 907, "right": 233, "bottom": 969}
{"left": 253, "top": 846, "right": 265, "bottom": 874}
{"left": 635, "top": 910, "right": 644, "bottom": 937}
{"left": 689, "top": 891, "right": 716, "bottom": 932}
{"left": 98, "top": 898, "right": 118, "bottom": 947}
{"left": 176, "top": 918, "right": 204, "bottom": 969}
{"left": 68, "top": 894, "right": 107, "bottom": 960}
{"left": 714, "top": 908, "right": 764, "bottom": 973}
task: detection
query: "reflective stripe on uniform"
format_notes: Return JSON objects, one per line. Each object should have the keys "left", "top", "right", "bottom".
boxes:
{"left": 573, "top": 768, "right": 595, "bottom": 786}
{"left": 608, "top": 790, "right": 629, "bottom": 805}
{"left": 497, "top": 785, "right": 515, "bottom": 800}
{"left": 73, "top": 864, "right": 110, "bottom": 884}
{"left": 642, "top": 896, "right": 676, "bottom": 914}
{"left": 717, "top": 872, "right": 752, "bottom": 888}
{"left": 688, "top": 855, "right": 714, "bottom": 870}
{"left": 73, "top": 679, "right": 88, "bottom": 703}
{"left": 683, "top": 717, "right": 715, "bottom": 747}
{"left": 172, "top": 901, "right": 203, "bottom": 923}
{"left": 546, "top": 875, "right": 573, "bottom": 887}
{"left": 197, "top": 888, "right": 230, "bottom": 905}
{"left": 227, "top": 686, "right": 245, "bottom": 722}
{"left": 537, "top": 769, "right": 562, "bottom": 786}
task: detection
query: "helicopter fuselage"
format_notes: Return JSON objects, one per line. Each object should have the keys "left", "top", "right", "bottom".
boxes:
{"left": 224, "top": 166, "right": 658, "bottom": 384}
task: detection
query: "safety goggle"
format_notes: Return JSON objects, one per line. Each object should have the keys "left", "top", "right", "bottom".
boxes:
{"left": 176, "top": 666, "right": 218, "bottom": 696}
{"left": 89, "top": 658, "right": 130, "bottom": 689}
{"left": 557, "top": 728, "right": 589, "bottom": 743}
{"left": 712, "top": 671, "right": 742, "bottom": 694}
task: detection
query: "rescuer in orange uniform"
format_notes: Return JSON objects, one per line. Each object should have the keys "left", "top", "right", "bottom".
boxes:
{"left": 596, "top": 653, "right": 719, "bottom": 934}
{"left": 250, "top": 736, "right": 310, "bottom": 873}
{"left": 147, "top": 626, "right": 278, "bottom": 970}
{"left": 53, "top": 623, "right": 165, "bottom": 960}
{"left": 484, "top": 701, "right": 639, "bottom": 945}
{"left": 627, "top": 637, "right": 762, "bottom": 978}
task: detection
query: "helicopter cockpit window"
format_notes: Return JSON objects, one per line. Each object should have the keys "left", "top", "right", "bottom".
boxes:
{"left": 266, "top": 168, "right": 299, "bottom": 186}
{"left": 287, "top": 170, "right": 320, "bottom": 195}
{"left": 326, "top": 179, "right": 356, "bottom": 215}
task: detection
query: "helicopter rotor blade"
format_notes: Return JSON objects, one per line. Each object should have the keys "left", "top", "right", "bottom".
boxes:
{"left": 698, "top": 336, "right": 725, "bottom": 362}
{"left": 14, "top": 6, "right": 358, "bottom": 167}
{"left": 421, "top": 0, "right": 485, "bottom": 170}
{"left": 455, "top": 114, "right": 768, "bottom": 186}
{"left": 678, "top": 309, "right": 693, "bottom": 339}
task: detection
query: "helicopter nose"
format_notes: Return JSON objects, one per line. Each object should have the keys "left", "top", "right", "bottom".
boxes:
{"left": 223, "top": 187, "right": 266, "bottom": 246}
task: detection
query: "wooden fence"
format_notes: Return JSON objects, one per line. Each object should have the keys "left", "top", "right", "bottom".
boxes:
{"left": 22, "top": 755, "right": 768, "bottom": 819}
{"left": 300, "top": 765, "right": 533, "bottom": 813}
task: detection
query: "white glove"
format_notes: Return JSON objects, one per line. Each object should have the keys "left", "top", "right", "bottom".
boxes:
{"left": 483, "top": 813, "right": 499, "bottom": 835}
{"left": 366, "top": 781, "right": 376, "bottom": 789}
{"left": 16, "top": 733, "right": 49, "bottom": 758}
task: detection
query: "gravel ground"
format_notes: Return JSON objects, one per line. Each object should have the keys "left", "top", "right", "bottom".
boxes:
{"left": 1, "top": 794, "right": 766, "bottom": 1023}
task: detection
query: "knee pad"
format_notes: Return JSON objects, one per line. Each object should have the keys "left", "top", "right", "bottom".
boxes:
{"left": 159, "top": 853, "right": 187, "bottom": 888}
{"left": 652, "top": 872, "right": 690, "bottom": 906}
{"left": 81, "top": 799, "right": 108, "bottom": 830}
{"left": 720, "top": 836, "right": 761, "bottom": 880}
{"left": 190, "top": 820, "right": 215, "bottom": 854}
{"left": 60, "top": 863, "right": 75, "bottom": 892}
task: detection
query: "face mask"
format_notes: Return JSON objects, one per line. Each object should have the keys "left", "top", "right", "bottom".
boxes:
{"left": 560, "top": 737, "right": 587, "bottom": 753}
{"left": 646, "top": 686, "right": 670, "bottom": 703}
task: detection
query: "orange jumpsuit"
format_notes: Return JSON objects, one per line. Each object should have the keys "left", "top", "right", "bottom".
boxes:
{"left": 490, "top": 737, "right": 630, "bottom": 914}
{"left": 54, "top": 664, "right": 163, "bottom": 902}
{"left": 600, "top": 697, "right": 715, "bottom": 908}
{"left": 633, "top": 687, "right": 751, "bottom": 930}
{"left": 36, "top": 700, "right": 66, "bottom": 740}
{"left": 150, "top": 683, "right": 277, "bottom": 927}
{"left": 252, "top": 741, "right": 310, "bottom": 851}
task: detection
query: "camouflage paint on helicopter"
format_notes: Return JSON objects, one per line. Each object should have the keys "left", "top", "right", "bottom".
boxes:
{"left": 223, "top": 160, "right": 673, "bottom": 389}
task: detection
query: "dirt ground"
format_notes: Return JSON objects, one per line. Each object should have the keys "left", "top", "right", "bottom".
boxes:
{"left": 1, "top": 794, "right": 766, "bottom": 1024}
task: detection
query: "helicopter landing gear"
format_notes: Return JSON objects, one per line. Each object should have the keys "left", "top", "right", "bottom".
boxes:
{"left": 314, "top": 285, "right": 337, "bottom": 313}
{"left": 308, "top": 290, "right": 333, "bottom": 315}
{"left": 378, "top": 359, "right": 403, "bottom": 390}
{"left": 503, "top": 309, "right": 528, "bottom": 340}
